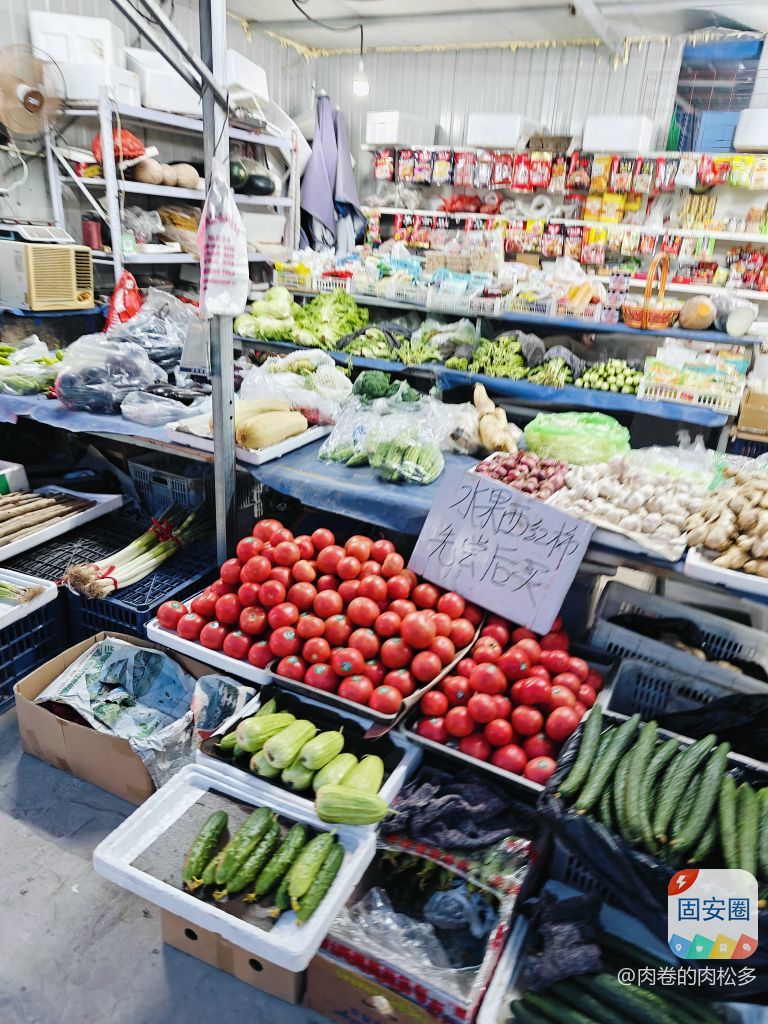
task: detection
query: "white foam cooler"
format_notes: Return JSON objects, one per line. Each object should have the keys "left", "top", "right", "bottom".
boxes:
{"left": 466, "top": 113, "right": 542, "bottom": 149}
{"left": 365, "top": 111, "right": 436, "bottom": 147}
{"left": 582, "top": 114, "right": 655, "bottom": 153}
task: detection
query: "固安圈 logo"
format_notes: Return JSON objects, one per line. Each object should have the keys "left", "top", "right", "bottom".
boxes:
{"left": 668, "top": 869, "right": 758, "bottom": 960}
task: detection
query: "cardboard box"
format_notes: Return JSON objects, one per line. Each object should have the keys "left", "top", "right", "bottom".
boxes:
{"left": 14, "top": 631, "right": 216, "bottom": 805}
{"left": 161, "top": 910, "right": 304, "bottom": 1003}
{"left": 737, "top": 389, "right": 768, "bottom": 434}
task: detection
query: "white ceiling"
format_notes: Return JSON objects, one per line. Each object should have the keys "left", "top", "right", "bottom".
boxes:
{"left": 232, "top": 1, "right": 768, "bottom": 50}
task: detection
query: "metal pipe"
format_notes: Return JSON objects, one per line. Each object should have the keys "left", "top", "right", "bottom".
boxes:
{"left": 109, "top": 0, "right": 204, "bottom": 95}
{"left": 99, "top": 88, "right": 124, "bottom": 281}
{"left": 52, "top": 147, "right": 109, "bottom": 223}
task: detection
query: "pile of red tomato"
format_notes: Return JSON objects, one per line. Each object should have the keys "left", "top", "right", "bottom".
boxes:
{"left": 413, "top": 617, "right": 603, "bottom": 785}
{"left": 157, "top": 518, "right": 482, "bottom": 716}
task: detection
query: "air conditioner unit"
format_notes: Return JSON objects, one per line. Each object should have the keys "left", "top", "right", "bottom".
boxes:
{"left": 0, "top": 241, "right": 94, "bottom": 311}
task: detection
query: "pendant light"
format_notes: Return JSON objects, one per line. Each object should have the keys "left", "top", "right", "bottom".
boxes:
{"left": 352, "top": 26, "right": 369, "bottom": 97}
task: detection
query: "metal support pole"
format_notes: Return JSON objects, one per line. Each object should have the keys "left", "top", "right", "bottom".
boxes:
{"left": 98, "top": 88, "right": 124, "bottom": 282}
{"left": 200, "top": 0, "right": 237, "bottom": 562}
{"left": 43, "top": 128, "right": 65, "bottom": 229}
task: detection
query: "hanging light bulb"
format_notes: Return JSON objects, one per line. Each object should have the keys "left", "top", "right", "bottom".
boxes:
{"left": 352, "top": 26, "right": 369, "bottom": 97}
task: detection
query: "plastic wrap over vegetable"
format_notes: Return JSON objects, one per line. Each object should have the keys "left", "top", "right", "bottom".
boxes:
{"left": 319, "top": 398, "right": 379, "bottom": 466}
{"left": 365, "top": 409, "right": 444, "bottom": 485}
{"left": 239, "top": 348, "right": 352, "bottom": 425}
{"left": 524, "top": 411, "right": 630, "bottom": 465}
{"left": 120, "top": 390, "right": 210, "bottom": 427}
{"left": 109, "top": 288, "right": 195, "bottom": 371}
{"left": 55, "top": 334, "right": 160, "bottom": 414}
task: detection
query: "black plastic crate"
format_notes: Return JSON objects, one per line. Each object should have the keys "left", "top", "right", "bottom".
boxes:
{"left": 0, "top": 600, "right": 66, "bottom": 714}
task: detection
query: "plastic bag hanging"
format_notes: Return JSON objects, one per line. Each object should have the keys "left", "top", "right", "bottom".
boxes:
{"left": 197, "top": 168, "right": 249, "bottom": 317}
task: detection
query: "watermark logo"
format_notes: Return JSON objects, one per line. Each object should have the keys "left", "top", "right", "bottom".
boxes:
{"left": 668, "top": 869, "right": 758, "bottom": 960}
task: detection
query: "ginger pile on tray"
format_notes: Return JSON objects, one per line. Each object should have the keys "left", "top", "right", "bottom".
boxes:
{"left": 685, "top": 467, "right": 768, "bottom": 575}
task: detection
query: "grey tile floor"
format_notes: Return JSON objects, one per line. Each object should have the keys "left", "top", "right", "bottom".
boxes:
{"left": 0, "top": 709, "right": 327, "bottom": 1024}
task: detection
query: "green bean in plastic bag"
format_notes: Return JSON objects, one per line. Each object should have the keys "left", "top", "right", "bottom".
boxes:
{"left": 523, "top": 411, "right": 630, "bottom": 465}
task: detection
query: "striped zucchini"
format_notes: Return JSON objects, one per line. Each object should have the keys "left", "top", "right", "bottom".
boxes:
{"left": 669, "top": 743, "right": 730, "bottom": 855}
{"left": 313, "top": 752, "right": 358, "bottom": 791}
{"left": 214, "top": 807, "right": 275, "bottom": 886}
{"left": 249, "top": 823, "right": 308, "bottom": 900}
{"left": 575, "top": 714, "right": 640, "bottom": 814}
{"left": 737, "top": 783, "right": 759, "bottom": 877}
{"left": 652, "top": 734, "right": 716, "bottom": 844}
{"left": 182, "top": 810, "right": 228, "bottom": 890}
{"left": 296, "top": 842, "right": 344, "bottom": 923}
{"left": 342, "top": 755, "right": 384, "bottom": 794}
{"left": 557, "top": 704, "right": 603, "bottom": 801}
{"left": 250, "top": 749, "right": 280, "bottom": 778}
{"left": 255, "top": 698, "right": 278, "bottom": 717}
{"left": 298, "top": 730, "right": 345, "bottom": 772}
{"left": 217, "top": 732, "right": 237, "bottom": 751}
{"left": 281, "top": 757, "right": 315, "bottom": 792}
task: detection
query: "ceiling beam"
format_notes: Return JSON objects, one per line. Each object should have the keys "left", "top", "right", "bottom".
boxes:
{"left": 245, "top": 4, "right": 568, "bottom": 33}
{"left": 571, "top": 0, "right": 622, "bottom": 56}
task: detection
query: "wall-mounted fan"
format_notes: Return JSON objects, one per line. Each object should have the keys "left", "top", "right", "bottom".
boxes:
{"left": 0, "top": 44, "right": 64, "bottom": 141}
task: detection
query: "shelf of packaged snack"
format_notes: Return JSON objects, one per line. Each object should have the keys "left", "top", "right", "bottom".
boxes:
{"left": 550, "top": 218, "right": 768, "bottom": 244}
{"left": 591, "top": 276, "right": 768, "bottom": 303}
{"left": 82, "top": 177, "right": 294, "bottom": 207}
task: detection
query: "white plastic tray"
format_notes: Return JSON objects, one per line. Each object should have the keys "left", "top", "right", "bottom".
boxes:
{"left": 684, "top": 545, "right": 768, "bottom": 600}
{"left": 93, "top": 763, "right": 376, "bottom": 972}
{"left": 0, "top": 486, "right": 123, "bottom": 564}
{"left": 147, "top": 615, "right": 272, "bottom": 685}
{"left": 165, "top": 416, "right": 330, "bottom": 466}
{"left": 0, "top": 567, "right": 57, "bottom": 630}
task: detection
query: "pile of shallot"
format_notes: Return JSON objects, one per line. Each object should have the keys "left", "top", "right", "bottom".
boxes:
{"left": 474, "top": 452, "right": 569, "bottom": 499}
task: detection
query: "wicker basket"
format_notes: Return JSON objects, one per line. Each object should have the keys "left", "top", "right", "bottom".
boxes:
{"left": 620, "top": 252, "right": 681, "bottom": 330}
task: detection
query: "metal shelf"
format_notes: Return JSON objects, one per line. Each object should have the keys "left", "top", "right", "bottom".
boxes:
{"left": 551, "top": 218, "right": 768, "bottom": 244}
{"left": 81, "top": 177, "right": 292, "bottom": 206}
{"left": 91, "top": 250, "right": 269, "bottom": 264}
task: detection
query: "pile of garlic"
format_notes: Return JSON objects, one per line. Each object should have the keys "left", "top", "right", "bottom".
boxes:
{"left": 549, "top": 455, "right": 707, "bottom": 548}
{"left": 686, "top": 466, "right": 768, "bottom": 575}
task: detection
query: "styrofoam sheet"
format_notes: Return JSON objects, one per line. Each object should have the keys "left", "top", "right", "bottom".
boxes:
{"left": 0, "top": 567, "right": 57, "bottom": 630}
{"left": 93, "top": 763, "right": 376, "bottom": 972}
{"left": 165, "top": 418, "right": 330, "bottom": 465}
{"left": 147, "top": 616, "right": 271, "bottom": 685}
{"left": 0, "top": 487, "right": 123, "bottom": 564}
{"left": 685, "top": 545, "right": 768, "bottom": 600}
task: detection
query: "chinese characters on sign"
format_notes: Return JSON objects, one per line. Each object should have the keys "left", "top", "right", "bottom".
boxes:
{"left": 668, "top": 869, "right": 758, "bottom": 960}
{"left": 408, "top": 468, "right": 594, "bottom": 633}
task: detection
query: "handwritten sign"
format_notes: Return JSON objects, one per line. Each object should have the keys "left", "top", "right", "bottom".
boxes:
{"left": 408, "top": 466, "right": 594, "bottom": 634}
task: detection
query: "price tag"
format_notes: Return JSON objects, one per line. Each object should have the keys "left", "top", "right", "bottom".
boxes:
{"left": 408, "top": 466, "right": 594, "bottom": 633}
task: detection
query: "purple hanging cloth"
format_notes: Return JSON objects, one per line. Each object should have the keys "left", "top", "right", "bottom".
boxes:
{"left": 300, "top": 93, "right": 337, "bottom": 241}
{"left": 332, "top": 106, "right": 361, "bottom": 211}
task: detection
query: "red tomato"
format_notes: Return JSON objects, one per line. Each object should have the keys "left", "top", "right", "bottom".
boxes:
{"left": 317, "top": 574, "right": 340, "bottom": 592}
{"left": 511, "top": 705, "right": 544, "bottom": 736}
{"left": 269, "top": 566, "right": 292, "bottom": 589}
{"left": 388, "top": 599, "right": 416, "bottom": 619}
{"left": 469, "top": 663, "right": 506, "bottom": 695}
{"left": 523, "top": 733, "right": 557, "bottom": 759}
{"left": 491, "top": 744, "right": 527, "bottom": 774}
{"left": 456, "top": 658, "right": 476, "bottom": 679}
{"left": 302, "top": 637, "right": 331, "bottom": 665}
{"left": 277, "top": 655, "right": 306, "bottom": 681}
{"left": 386, "top": 574, "right": 412, "bottom": 600}
{"left": 449, "top": 618, "right": 475, "bottom": 649}
{"left": 474, "top": 638, "right": 502, "bottom": 664}
{"left": 363, "top": 660, "right": 386, "bottom": 687}
{"left": 481, "top": 622, "right": 510, "bottom": 647}
{"left": 497, "top": 646, "right": 531, "bottom": 680}
{"left": 325, "top": 614, "right": 353, "bottom": 647}
{"left": 510, "top": 680, "right": 527, "bottom": 703}
{"left": 287, "top": 582, "right": 317, "bottom": 612}
{"left": 430, "top": 636, "right": 456, "bottom": 666}
{"left": 311, "top": 527, "right": 335, "bottom": 551}
{"left": 552, "top": 672, "right": 581, "bottom": 695}
{"left": 586, "top": 668, "right": 604, "bottom": 692}
{"left": 459, "top": 734, "right": 492, "bottom": 761}
{"left": 317, "top": 544, "right": 345, "bottom": 574}
{"left": 260, "top": 545, "right": 275, "bottom": 565}
{"left": 421, "top": 690, "right": 448, "bottom": 716}
{"left": 210, "top": 579, "right": 236, "bottom": 597}
{"left": 567, "top": 656, "right": 589, "bottom": 682}
{"left": 528, "top": 665, "right": 552, "bottom": 683}
{"left": 416, "top": 716, "right": 448, "bottom": 744}
{"left": 337, "top": 555, "right": 362, "bottom": 581}
{"left": 270, "top": 528, "right": 294, "bottom": 546}
{"left": 248, "top": 641, "right": 273, "bottom": 669}
{"left": 294, "top": 535, "right": 315, "bottom": 560}
{"left": 239, "top": 606, "right": 267, "bottom": 636}
{"left": 349, "top": 628, "right": 379, "bottom": 659}
{"left": 331, "top": 647, "right": 365, "bottom": 677}
{"left": 412, "top": 583, "right": 439, "bottom": 609}
{"left": 436, "top": 591, "right": 465, "bottom": 618}
{"left": 190, "top": 589, "right": 218, "bottom": 619}
{"left": 222, "top": 630, "right": 252, "bottom": 660}
{"left": 253, "top": 518, "right": 282, "bottom": 542}
{"left": 517, "top": 677, "right": 551, "bottom": 705}
{"left": 241, "top": 555, "right": 271, "bottom": 584}
{"left": 431, "top": 612, "right": 452, "bottom": 637}
{"left": 305, "top": 662, "right": 339, "bottom": 692}
{"left": 348, "top": 597, "right": 380, "bottom": 628}
{"left": 236, "top": 536, "right": 263, "bottom": 563}
{"left": 269, "top": 626, "right": 300, "bottom": 658}
{"left": 515, "top": 638, "right": 542, "bottom": 662}
{"left": 267, "top": 602, "right": 300, "bottom": 629}
{"left": 463, "top": 603, "right": 483, "bottom": 627}
{"left": 237, "top": 582, "right": 260, "bottom": 607}
{"left": 468, "top": 692, "right": 498, "bottom": 724}
{"left": 511, "top": 626, "right": 537, "bottom": 643}
{"left": 380, "top": 552, "right": 405, "bottom": 578}
{"left": 345, "top": 535, "right": 373, "bottom": 562}
{"left": 540, "top": 631, "right": 570, "bottom": 652}
{"left": 484, "top": 718, "right": 515, "bottom": 748}
{"left": 359, "top": 575, "right": 387, "bottom": 603}
{"left": 337, "top": 580, "right": 361, "bottom": 604}
{"left": 157, "top": 600, "right": 187, "bottom": 630}
{"left": 313, "top": 589, "right": 343, "bottom": 619}
{"left": 371, "top": 539, "right": 395, "bottom": 563}
{"left": 215, "top": 593, "right": 242, "bottom": 625}
{"left": 292, "top": 559, "right": 316, "bottom": 583}
{"left": 177, "top": 612, "right": 205, "bottom": 640}
{"left": 573, "top": 702, "right": 587, "bottom": 719}
{"left": 359, "top": 560, "right": 383, "bottom": 578}
{"left": 545, "top": 706, "right": 581, "bottom": 742}
{"left": 374, "top": 611, "right": 401, "bottom": 639}
{"left": 220, "top": 558, "right": 243, "bottom": 584}
{"left": 524, "top": 757, "right": 557, "bottom": 785}
{"left": 411, "top": 651, "right": 442, "bottom": 683}
{"left": 296, "top": 614, "right": 325, "bottom": 640}
{"left": 442, "top": 676, "right": 471, "bottom": 706}
{"left": 258, "top": 579, "right": 286, "bottom": 608}
{"left": 578, "top": 685, "right": 597, "bottom": 708}
{"left": 200, "top": 620, "right": 228, "bottom": 650}
{"left": 380, "top": 638, "right": 413, "bottom": 669}
{"left": 445, "top": 706, "right": 474, "bottom": 737}
{"left": 338, "top": 675, "right": 374, "bottom": 705}
{"left": 369, "top": 685, "right": 403, "bottom": 715}
{"left": 494, "top": 695, "right": 512, "bottom": 719}
{"left": 401, "top": 612, "right": 436, "bottom": 650}
{"left": 549, "top": 685, "right": 577, "bottom": 709}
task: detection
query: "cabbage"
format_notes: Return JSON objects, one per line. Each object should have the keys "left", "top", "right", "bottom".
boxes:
{"left": 294, "top": 291, "right": 368, "bottom": 349}
{"left": 250, "top": 299, "right": 269, "bottom": 316}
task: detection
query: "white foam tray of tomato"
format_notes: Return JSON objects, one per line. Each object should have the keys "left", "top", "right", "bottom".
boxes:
{"left": 400, "top": 619, "right": 612, "bottom": 796}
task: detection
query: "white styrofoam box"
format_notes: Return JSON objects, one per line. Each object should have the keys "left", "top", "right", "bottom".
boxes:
{"left": 29, "top": 11, "right": 126, "bottom": 68}
{"left": 0, "top": 461, "right": 28, "bottom": 494}
{"left": 93, "top": 763, "right": 376, "bottom": 971}
{"left": 365, "top": 111, "right": 436, "bottom": 147}
{"left": 227, "top": 50, "right": 269, "bottom": 104}
{"left": 582, "top": 114, "right": 655, "bottom": 153}
{"left": 735, "top": 108, "right": 768, "bottom": 153}
{"left": 0, "top": 487, "right": 123, "bottom": 564}
{"left": 125, "top": 48, "right": 201, "bottom": 117}
{"left": 466, "top": 113, "right": 542, "bottom": 150}
{"left": 0, "top": 567, "right": 57, "bottom": 631}
{"left": 58, "top": 63, "right": 141, "bottom": 106}
{"left": 240, "top": 211, "right": 287, "bottom": 246}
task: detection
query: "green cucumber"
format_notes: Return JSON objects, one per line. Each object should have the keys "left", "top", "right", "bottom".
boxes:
{"left": 250, "top": 822, "right": 308, "bottom": 899}
{"left": 271, "top": 873, "right": 292, "bottom": 916}
{"left": 737, "top": 783, "right": 759, "bottom": 877}
{"left": 758, "top": 789, "right": 768, "bottom": 880}
{"left": 671, "top": 775, "right": 703, "bottom": 846}
{"left": 624, "top": 722, "right": 658, "bottom": 844}
{"left": 612, "top": 748, "right": 636, "bottom": 843}
{"left": 719, "top": 774, "right": 739, "bottom": 869}
{"left": 598, "top": 780, "right": 615, "bottom": 832}
{"left": 296, "top": 842, "right": 345, "bottom": 923}
{"left": 214, "top": 807, "right": 274, "bottom": 886}
{"left": 554, "top": 980, "right": 619, "bottom": 1024}
{"left": 201, "top": 850, "right": 225, "bottom": 887}
{"left": 557, "top": 704, "right": 603, "bottom": 801}
{"left": 508, "top": 1002, "right": 550, "bottom": 1024}
{"left": 688, "top": 815, "right": 718, "bottom": 866}
{"left": 575, "top": 714, "right": 640, "bottom": 813}
{"left": 182, "top": 810, "right": 228, "bottom": 890}
{"left": 638, "top": 738, "right": 679, "bottom": 853}
{"left": 522, "top": 993, "right": 594, "bottom": 1024}
{"left": 221, "top": 821, "right": 281, "bottom": 897}
{"left": 669, "top": 742, "right": 730, "bottom": 855}
{"left": 652, "top": 734, "right": 717, "bottom": 844}
{"left": 288, "top": 832, "right": 336, "bottom": 909}
{"left": 574, "top": 974, "right": 680, "bottom": 1024}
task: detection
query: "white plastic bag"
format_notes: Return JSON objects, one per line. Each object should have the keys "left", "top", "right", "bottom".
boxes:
{"left": 198, "top": 169, "right": 249, "bottom": 317}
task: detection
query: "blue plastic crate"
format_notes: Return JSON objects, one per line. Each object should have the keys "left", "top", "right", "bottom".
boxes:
{"left": 0, "top": 600, "right": 67, "bottom": 714}
{"left": 65, "top": 541, "right": 218, "bottom": 642}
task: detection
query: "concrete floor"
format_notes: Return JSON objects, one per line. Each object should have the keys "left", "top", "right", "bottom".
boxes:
{"left": 0, "top": 709, "right": 327, "bottom": 1024}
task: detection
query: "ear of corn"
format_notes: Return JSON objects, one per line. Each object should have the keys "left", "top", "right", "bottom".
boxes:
{"left": 235, "top": 713, "right": 296, "bottom": 753}
{"left": 315, "top": 784, "right": 389, "bottom": 825}
{"left": 341, "top": 755, "right": 384, "bottom": 794}
{"left": 236, "top": 411, "right": 308, "bottom": 450}
{"left": 298, "top": 730, "right": 345, "bottom": 772}
{"left": 263, "top": 719, "right": 318, "bottom": 769}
